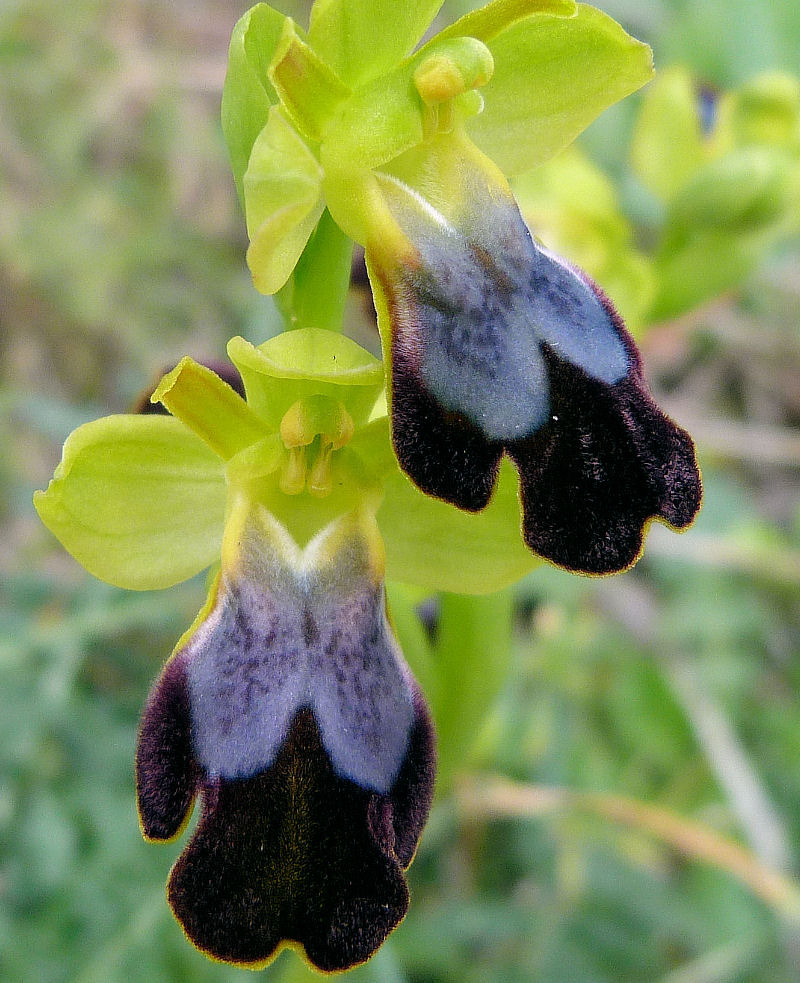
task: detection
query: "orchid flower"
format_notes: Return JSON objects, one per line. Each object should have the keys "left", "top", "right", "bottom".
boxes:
{"left": 34, "top": 329, "right": 525, "bottom": 969}
{"left": 228, "top": 0, "right": 702, "bottom": 575}
{"left": 137, "top": 498, "right": 434, "bottom": 970}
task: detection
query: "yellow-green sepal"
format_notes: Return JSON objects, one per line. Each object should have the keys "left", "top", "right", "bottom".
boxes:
{"left": 227, "top": 328, "right": 384, "bottom": 429}
{"left": 320, "top": 37, "right": 492, "bottom": 244}
{"left": 319, "top": 61, "right": 426, "bottom": 239}
{"left": 222, "top": 2, "right": 288, "bottom": 207}
{"left": 465, "top": 3, "right": 654, "bottom": 175}
{"left": 34, "top": 416, "right": 226, "bottom": 590}
{"left": 308, "top": 0, "right": 444, "bottom": 88}
{"left": 433, "top": 0, "right": 576, "bottom": 45}
{"left": 243, "top": 106, "right": 325, "bottom": 295}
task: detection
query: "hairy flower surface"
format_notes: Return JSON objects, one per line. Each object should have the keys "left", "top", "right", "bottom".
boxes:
{"left": 137, "top": 502, "right": 434, "bottom": 970}
{"left": 366, "top": 132, "right": 701, "bottom": 572}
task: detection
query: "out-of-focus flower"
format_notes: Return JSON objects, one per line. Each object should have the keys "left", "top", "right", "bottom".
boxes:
{"left": 632, "top": 67, "right": 800, "bottom": 320}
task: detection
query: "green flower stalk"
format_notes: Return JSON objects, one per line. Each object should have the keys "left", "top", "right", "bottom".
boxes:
{"left": 34, "top": 0, "right": 703, "bottom": 972}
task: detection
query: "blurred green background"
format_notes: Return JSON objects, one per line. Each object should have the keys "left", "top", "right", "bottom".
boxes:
{"left": 2, "top": 0, "right": 800, "bottom": 980}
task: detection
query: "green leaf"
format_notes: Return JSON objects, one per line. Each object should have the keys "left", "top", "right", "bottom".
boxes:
{"left": 466, "top": 3, "right": 653, "bottom": 175}
{"left": 630, "top": 66, "right": 708, "bottom": 201}
{"left": 227, "top": 329, "right": 384, "bottom": 428}
{"left": 243, "top": 106, "right": 325, "bottom": 294}
{"left": 269, "top": 19, "right": 350, "bottom": 143}
{"left": 34, "top": 416, "right": 226, "bottom": 590}
{"left": 152, "top": 358, "right": 268, "bottom": 458}
{"left": 308, "top": 0, "right": 444, "bottom": 87}
{"left": 221, "top": 3, "right": 288, "bottom": 206}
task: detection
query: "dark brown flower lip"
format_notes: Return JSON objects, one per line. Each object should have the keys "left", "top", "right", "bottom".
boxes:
{"left": 169, "top": 705, "right": 433, "bottom": 971}
{"left": 379, "top": 213, "right": 701, "bottom": 575}
{"left": 138, "top": 659, "right": 435, "bottom": 971}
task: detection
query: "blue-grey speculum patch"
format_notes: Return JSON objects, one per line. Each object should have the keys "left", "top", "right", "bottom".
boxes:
{"left": 186, "top": 525, "right": 415, "bottom": 795}
{"left": 412, "top": 202, "right": 630, "bottom": 442}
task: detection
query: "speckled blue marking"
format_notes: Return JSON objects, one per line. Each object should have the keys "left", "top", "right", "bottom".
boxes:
{"left": 395, "top": 186, "right": 630, "bottom": 441}
{"left": 186, "top": 523, "right": 414, "bottom": 794}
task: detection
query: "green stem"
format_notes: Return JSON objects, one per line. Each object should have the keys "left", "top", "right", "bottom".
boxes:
{"left": 432, "top": 589, "right": 514, "bottom": 793}
{"left": 386, "top": 582, "right": 435, "bottom": 697}
{"left": 289, "top": 208, "right": 353, "bottom": 332}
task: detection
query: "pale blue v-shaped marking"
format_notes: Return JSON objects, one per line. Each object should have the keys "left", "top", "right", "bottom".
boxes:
{"left": 388, "top": 178, "right": 630, "bottom": 441}
{"left": 186, "top": 518, "right": 415, "bottom": 795}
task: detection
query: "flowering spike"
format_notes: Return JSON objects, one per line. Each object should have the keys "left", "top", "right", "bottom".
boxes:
{"left": 36, "top": 1, "right": 700, "bottom": 972}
